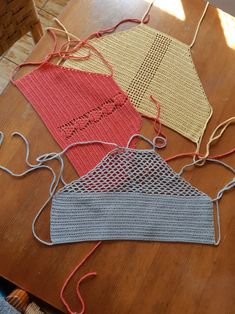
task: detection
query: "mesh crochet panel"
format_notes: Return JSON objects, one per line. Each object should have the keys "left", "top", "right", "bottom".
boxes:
{"left": 65, "top": 24, "right": 212, "bottom": 144}
{"left": 60, "top": 148, "right": 204, "bottom": 196}
{"left": 127, "top": 33, "right": 171, "bottom": 108}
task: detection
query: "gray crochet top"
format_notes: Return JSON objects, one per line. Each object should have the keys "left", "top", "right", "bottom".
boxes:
{"left": 50, "top": 148, "right": 215, "bottom": 245}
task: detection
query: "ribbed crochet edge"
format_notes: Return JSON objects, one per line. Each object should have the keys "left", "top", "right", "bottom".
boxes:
{"left": 12, "top": 61, "right": 113, "bottom": 85}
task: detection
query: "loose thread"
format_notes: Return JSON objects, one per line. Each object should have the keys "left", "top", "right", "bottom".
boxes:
{"left": 60, "top": 241, "right": 102, "bottom": 314}
{"left": 75, "top": 272, "right": 97, "bottom": 314}
{"left": 177, "top": 157, "right": 235, "bottom": 245}
{"left": 48, "top": 20, "right": 81, "bottom": 41}
{"left": 126, "top": 133, "right": 166, "bottom": 149}
{"left": 165, "top": 148, "right": 235, "bottom": 162}
{"left": 189, "top": 2, "right": 209, "bottom": 48}
{"left": 141, "top": 0, "right": 155, "bottom": 23}
{"left": 150, "top": 95, "right": 162, "bottom": 137}
{"left": 53, "top": 18, "right": 73, "bottom": 65}
{"left": 141, "top": 95, "right": 167, "bottom": 141}
{"left": 198, "top": 116, "right": 235, "bottom": 164}
{"left": 0, "top": 131, "right": 3, "bottom": 146}
{"left": 166, "top": 116, "right": 235, "bottom": 163}
{"left": 89, "top": 17, "right": 149, "bottom": 40}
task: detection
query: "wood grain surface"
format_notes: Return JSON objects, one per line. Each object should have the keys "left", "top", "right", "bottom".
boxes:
{"left": 0, "top": 1, "right": 235, "bottom": 313}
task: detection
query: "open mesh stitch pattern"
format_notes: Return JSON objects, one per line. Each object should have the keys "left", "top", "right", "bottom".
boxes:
{"left": 14, "top": 62, "right": 141, "bottom": 176}
{"left": 51, "top": 148, "right": 215, "bottom": 245}
{"left": 61, "top": 148, "right": 204, "bottom": 195}
{"left": 65, "top": 24, "right": 212, "bottom": 144}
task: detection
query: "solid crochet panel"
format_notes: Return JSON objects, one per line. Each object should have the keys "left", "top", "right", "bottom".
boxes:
{"left": 0, "top": 298, "right": 20, "bottom": 314}
{"left": 14, "top": 63, "right": 141, "bottom": 175}
{"left": 50, "top": 148, "right": 215, "bottom": 245}
{"left": 65, "top": 24, "right": 212, "bottom": 143}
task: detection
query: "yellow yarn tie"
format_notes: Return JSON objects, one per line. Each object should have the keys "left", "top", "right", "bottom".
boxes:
{"left": 189, "top": 2, "right": 210, "bottom": 48}
{"left": 48, "top": 18, "right": 81, "bottom": 65}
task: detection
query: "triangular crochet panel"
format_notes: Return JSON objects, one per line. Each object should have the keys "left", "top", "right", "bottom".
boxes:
{"left": 65, "top": 24, "right": 212, "bottom": 144}
{"left": 14, "top": 63, "right": 141, "bottom": 176}
{"left": 50, "top": 148, "right": 215, "bottom": 245}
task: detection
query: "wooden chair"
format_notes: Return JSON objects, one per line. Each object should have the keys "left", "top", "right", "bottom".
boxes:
{"left": 0, "top": 0, "right": 43, "bottom": 55}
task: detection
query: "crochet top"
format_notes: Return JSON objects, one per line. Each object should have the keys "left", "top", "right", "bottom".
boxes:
{"left": 64, "top": 3, "right": 212, "bottom": 146}
{"left": 13, "top": 62, "right": 141, "bottom": 176}
{"left": 29, "top": 135, "right": 218, "bottom": 246}
{"left": 49, "top": 145, "right": 216, "bottom": 245}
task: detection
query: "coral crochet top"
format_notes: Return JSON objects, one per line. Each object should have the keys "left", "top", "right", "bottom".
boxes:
{"left": 12, "top": 39, "right": 141, "bottom": 176}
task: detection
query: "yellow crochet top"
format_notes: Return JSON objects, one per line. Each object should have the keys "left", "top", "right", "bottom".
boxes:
{"left": 64, "top": 4, "right": 212, "bottom": 145}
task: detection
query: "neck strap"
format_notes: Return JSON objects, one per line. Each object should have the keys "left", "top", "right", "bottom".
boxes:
{"left": 189, "top": 2, "right": 209, "bottom": 48}
{"left": 51, "top": 18, "right": 79, "bottom": 65}
{"left": 178, "top": 157, "right": 235, "bottom": 246}
{"left": 11, "top": 27, "right": 114, "bottom": 82}
{"left": 49, "top": 13, "right": 149, "bottom": 49}
{"left": 60, "top": 241, "right": 101, "bottom": 314}
{"left": 141, "top": 1, "right": 209, "bottom": 48}
{"left": 126, "top": 134, "right": 167, "bottom": 150}
{"left": 178, "top": 157, "right": 235, "bottom": 198}
{"left": 141, "top": 0, "right": 155, "bottom": 23}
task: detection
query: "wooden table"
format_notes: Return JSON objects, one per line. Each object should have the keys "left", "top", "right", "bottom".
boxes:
{"left": 1, "top": 0, "right": 235, "bottom": 313}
